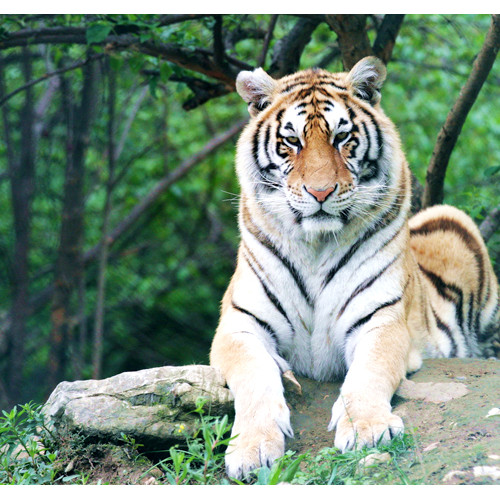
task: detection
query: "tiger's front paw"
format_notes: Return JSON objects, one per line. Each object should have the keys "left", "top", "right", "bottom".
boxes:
{"left": 225, "top": 401, "right": 293, "bottom": 480}
{"left": 328, "top": 395, "right": 404, "bottom": 452}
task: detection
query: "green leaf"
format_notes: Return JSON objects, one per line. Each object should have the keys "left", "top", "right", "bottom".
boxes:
{"left": 86, "top": 23, "right": 112, "bottom": 45}
{"left": 485, "top": 165, "right": 500, "bottom": 177}
{"left": 140, "top": 32, "right": 152, "bottom": 43}
{"left": 160, "top": 63, "right": 173, "bottom": 82}
{"left": 279, "top": 455, "right": 305, "bottom": 483}
{"left": 148, "top": 77, "right": 158, "bottom": 99}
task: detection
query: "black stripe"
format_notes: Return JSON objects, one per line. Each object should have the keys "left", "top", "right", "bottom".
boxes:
{"left": 231, "top": 302, "right": 279, "bottom": 344}
{"left": 431, "top": 306, "right": 457, "bottom": 357}
{"left": 345, "top": 295, "right": 403, "bottom": 338}
{"left": 467, "top": 292, "right": 475, "bottom": 334}
{"left": 356, "top": 104, "right": 383, "bottom": 159}
{"left": 263, "top": 123, "right": 272, "bottom": 162}
{"left": 337, "top": 254, "right": 399, "bottom": 319}
{"left": 419, "top": 265, "right": 465, "bottom": 335}
{"left": 322, "top": 194, "right": 401, "bottom": 289}
{"left": 242, "top": 249, "right": 295, "bottom": 332}
{"left": 410, "top": 217, "right": 485, "bottom": 306}
{"left": 242, "top": 205, "right": 312, "bottom": 306}
{"left": 252, "top": 119, "right": 264, "bottom": 167}
{"left": 360, "top": 160, "right": 379, "bottom": 183}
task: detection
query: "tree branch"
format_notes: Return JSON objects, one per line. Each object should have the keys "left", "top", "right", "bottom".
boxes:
{"left": 0, "top": 26, "right": 244, "bottom": 88}
{"left": 422, "top": 14, "right": 500, "bottom": 208}
{"left": 325, "top": 14, "right": 372, "bottom": 70}
{"left": 479, "top": 203, "right": 500, "bottom": 243}
{"left": 157, "top": 14, "right": 212, "bottom": 27}
{"left": 212, "top": 15, "right": 227, "bottom": 70}
{"left": 0, "top": 53, "right": 105, "bottom": 108}
{"left": 258, "top": 14, "right": 279, "bottom": 68}
{"left": 269, "top": 17, "right": 321, "bottom": 77}
{"left": 373, "top": 14, "right": 405, "bottom": 64}
{"left": 83, "top": 118, "right": 247, "bottom": 264}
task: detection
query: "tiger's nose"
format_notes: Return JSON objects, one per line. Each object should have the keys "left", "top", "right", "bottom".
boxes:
{"left": 305, "top": 185, "right": 337, "bottom": 203}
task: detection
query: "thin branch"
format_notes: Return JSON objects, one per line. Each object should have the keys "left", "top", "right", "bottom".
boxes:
{"left": 157, "top": 14, "right": 212, "bottom": 27}
{"left": 479, "top": 204, "right": 500, "bottom": 242}
{"left": 213, "top": 15, "right": 227, "bottom": 70}
{"left": 258, "top": 14, "right": 278, "bottom": 68}
{"left": 92, "top": 58, "right": 116, "bottom": 380}
{"left": 0, "top": 59, "right": 15, "bottom": 169}
{"left": 0, "top": 27, "right": 243, "bottom": 87}
{"left": 224, "top": 23, "right": 265, "bottom": 53}
{"left": 316, "top": 46, "right": 341, "bottom": 69}
{"left": 0, "top": 53, "right": 105, "bottom": 108}
{"left": 83, "top": 118, "right": 247, "bottom": 264}
{"left": 114, "top": 85, "right": 149, "bottom": 162}
{"left": 422, "top": 14, "right": 500, "bottom": 208}
{"left": 142, "top": 69, "right": 231, "bottom": 110}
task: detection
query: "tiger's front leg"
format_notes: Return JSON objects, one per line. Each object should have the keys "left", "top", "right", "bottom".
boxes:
{"left": 210, "top": 309, "right": 292, "bottom": 480}
{"left": 329, "top": 318, "right": 410, "bottom": 451}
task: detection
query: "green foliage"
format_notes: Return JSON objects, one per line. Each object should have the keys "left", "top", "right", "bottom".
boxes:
{"left": 252, "top": 451, "right": 306, "bottom": 485}
{"left": 0, "top": 402, "right": 58, "bottom": 484}
{"left": 248, "top": 432, "right": 416, "bottom": 486}
{"left": 142, "top": 399, "right": 416, "bottom": 485}
{"left": 86, "top": 22, "right": 112, "bottom": 44}
{"left": 0, "top": 398, "right": 417, "bottom": 485}
{"left": 288, "top": 433, "right": 416, "bottom": 485}
{"left": 148, "top": 398, "right": 234, "bottom": 485}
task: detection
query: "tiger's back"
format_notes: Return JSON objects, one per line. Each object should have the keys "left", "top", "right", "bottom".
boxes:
{"left": 408, "top": 205, "right": 499, "bottom": 360}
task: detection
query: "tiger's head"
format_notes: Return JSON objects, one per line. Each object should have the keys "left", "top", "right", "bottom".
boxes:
{"left": 235, "top": 57, "right": 406, "bottom": 236}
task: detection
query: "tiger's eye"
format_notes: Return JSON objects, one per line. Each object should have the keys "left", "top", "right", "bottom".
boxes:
{"left": 286, "top": 136, "right": 300, "bottom": 145}
{"left": 336, "top": 132, "right": 349, "bottom": 141}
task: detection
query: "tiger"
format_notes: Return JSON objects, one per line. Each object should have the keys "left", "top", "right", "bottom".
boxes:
{"left": 209, "top": 56, "right": 499, "bottom": 480}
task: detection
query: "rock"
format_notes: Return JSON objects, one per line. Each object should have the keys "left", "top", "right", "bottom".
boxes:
{"left": 358, "top": 452, "right": 391, "bottom": 467}
{"left": 396, "top": 379, "right": 468, "bottom": 403}
{"left": 473, "top": 466, "right": 500, "bottom": 481}
{"left": 486, "top": 408, "right": 500, "bottom": 418}
{"left": 443, "top": 470, "right": 467, "bottom": 482}
{"left": 44, "top": 364, "right": 234, "bottom": 448}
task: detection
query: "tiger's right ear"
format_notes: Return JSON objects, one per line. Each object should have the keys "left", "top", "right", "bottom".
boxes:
{"left": 236, "top": 68, "right": 277, "bottom": 117}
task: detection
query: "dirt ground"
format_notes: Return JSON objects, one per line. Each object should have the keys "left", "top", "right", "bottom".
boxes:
{"left": 287, "top": 357, "right": 500, "bottom": 485}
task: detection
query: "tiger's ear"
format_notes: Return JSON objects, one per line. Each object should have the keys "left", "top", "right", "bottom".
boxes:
{"left": 346, "top": 56, "right": 387, "bottom": 105}
{"left": 236, "top": 68, "right": 277, "bottom": 117}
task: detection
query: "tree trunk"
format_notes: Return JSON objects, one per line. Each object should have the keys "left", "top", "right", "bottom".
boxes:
{"left": 49, "top": 56, "right": 97, "bottom": 390}
{"left": 92, "top": 59, "right": 116, "bottom": 380}
{"left": 5, "top": 48, "right": 36, "bottom": 405}
{"left": 325, "top": 15, "right": 373, "bottom": 70}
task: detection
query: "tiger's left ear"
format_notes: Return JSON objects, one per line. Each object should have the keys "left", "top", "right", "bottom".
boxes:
{"left": 236, "top": 68, "right": 277, "bottom": 117}
{"left": 346, "top": 56, "right": 387, "bottom": 105}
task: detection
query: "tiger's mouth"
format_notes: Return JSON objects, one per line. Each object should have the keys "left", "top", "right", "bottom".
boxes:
{"left": 306, "top": 209, "right": 332, "bottom": 220}
{"left": 305, "top": 207, "right": 351, "bottom": 223}
{"left": 298, "top": 207, "right": 352, "bottom": 234}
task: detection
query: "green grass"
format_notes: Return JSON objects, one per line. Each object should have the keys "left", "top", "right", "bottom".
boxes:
{"left": 0, "top": 399, "right": 418, "bottom": 485}
{"left": 145, "top": 399, "right": 418, "bottom": 485}
{"left": 0, "top": 402, "right": 60, "bottom": 484}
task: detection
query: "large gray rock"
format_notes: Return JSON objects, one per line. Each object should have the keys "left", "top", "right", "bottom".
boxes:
{"left": 44, "top": 364, "right": 234, "bottom": 448}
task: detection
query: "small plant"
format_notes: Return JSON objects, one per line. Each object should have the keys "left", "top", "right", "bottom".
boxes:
{"left": 147, "top": 398, "right": 234, "bottom": 485}
{"left": 0, "top": 402, "right": 58, "bottom": 485}
{"left": 288, "top": 432, "right": 417, "bottom": 485}
{"left": 252, "top": 450, "right": 306, "bottom": 485}
{"left": 144, "top": 397, "right": 418, "bottom": 486}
